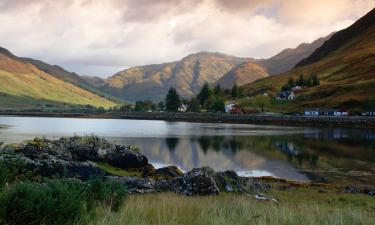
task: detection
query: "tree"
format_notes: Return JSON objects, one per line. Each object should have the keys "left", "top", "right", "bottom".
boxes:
{"left": 288, "top": 77, "right": 295, "bottom": 87}
{"left": 231, "top": 84, "right": 238, "bottom": 98}
{"left": 205, "top": 96, "right": 225, "bottom": 113}
{"left": 165, "top": 88, "right": 181, "bottom": 112}
{"left": 297, "top": 74, "right": 305, "bottom": 86}
{"left": 312, "top": 75, "right": 320, "bottom": 86}
{"left": 213, "top": 84, "right": 222, "bottom": 96}
{"left": 187, "top": 98, "right": 201, "bottom": 112}
{"left": 134, "top": 101, "right": 145, "bottom": 112}
{"left": 197, "top": 83, "right": 211, "bottom": 106}
{"left": 211, "top": 98, "right": 225, "bottom": 113}
{"left": 253, "top": 95, "right": 270, "bottom": 113}
{"left": 157, "top": 101, "right": 165, "bottom": 111}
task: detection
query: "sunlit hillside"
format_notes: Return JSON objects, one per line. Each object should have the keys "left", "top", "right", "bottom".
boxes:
{"left": 0, "top": 48, "right": 117, "bottom": 109}
{"left": 241, "top": 9, "right": 375, "bottom": 111}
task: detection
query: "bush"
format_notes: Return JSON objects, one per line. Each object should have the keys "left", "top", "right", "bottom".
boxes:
{"left": 86, "top": 178, "right": 127, "bottom": 212}
{"left": 0, "top": 178, "right": 127, "bottom": 225}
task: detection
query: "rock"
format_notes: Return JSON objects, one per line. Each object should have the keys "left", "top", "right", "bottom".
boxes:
{"left": 254, "top": 193, "right": 278, "bottom": 203}
{"left": 0, "top": 136, "right": 150, "bottom": 180}
{"left": 152, "top": 166, "right": 184, "bottom": 180}
{"left": 319, "top": 189, "right": 327, "bottom": 193}
{"left": 345, "top": 186, "right": 360, "bottom": 193}
{"left": 170, "top": 167, "right": 220, "bottom": 196}
{"left": 108, "top": 176, "right": 156, "bottom": 194}
{"left": 215, "top": 170, "right": 244, "bottom": 193}
{"left": 107, "top": 145, "right": 148, "bottom": 169}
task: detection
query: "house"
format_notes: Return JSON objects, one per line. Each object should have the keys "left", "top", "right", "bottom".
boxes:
{"left": 276, "top": 91, "right": 295, "bottom": 100}
{"left": 304, "top": 108, "right": 348, "bottom": 116}
{"left": 178, "top": 104, "right": 188, "bottom": 112}
{"left": 291, "top": 86, "right": 302, "bottom": 91}
{"left": 225, "top": 103, "right": 236, "bottom": 113}
{"left": 362, "top": 111, "right": 375, "bottom": 117}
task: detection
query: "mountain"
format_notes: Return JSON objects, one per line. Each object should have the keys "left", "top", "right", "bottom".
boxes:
{"left": 241, "top": 8, "right": 375, "bottom": 110}
{"left": 257, "top": 34, "right": 332, "bottom": 75}
{"left": 217, "top": 61, "right": 269, "bottom": 88}
{"left": 296, "top": 9, "right": 374, "bottom": 67}
{"left": 81, "top": 75, "right": 105, "bottom": 87}
{"left": 99, "top": 52, "right": 249, "bottom": 101}
{"left": 0, "top": 47, "right": 116, "bottom": 110}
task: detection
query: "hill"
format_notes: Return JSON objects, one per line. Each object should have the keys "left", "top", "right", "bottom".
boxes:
{"left": 258, "top": 34, "right": 332, "bottom": 75}
{"left": 99, "top": 52, "right": 249, "bottom": 101}
{"left": 241, "top": 8, "right": 375, "bottom": 111}
{"left": 217, "top": 61, "right": 269, "bottom": 88}
{"left": 0, "top": 47, "right": 117, "bottom": 110}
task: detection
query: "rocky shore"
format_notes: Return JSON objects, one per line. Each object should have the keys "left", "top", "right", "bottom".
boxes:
{"left": 1, "top": 136, "right": 374, "bottom": 197}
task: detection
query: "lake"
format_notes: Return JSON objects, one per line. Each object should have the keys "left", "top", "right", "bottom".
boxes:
{"left": 0, "top": 116, "right": 375, "bottom": 186}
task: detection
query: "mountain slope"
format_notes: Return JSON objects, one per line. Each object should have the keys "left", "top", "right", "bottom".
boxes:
{"left": 101, "top": 52, "right": 249, "bottom": 101}
{"left": 0, "top": 47, "right": 116, "bottom": 109}
{"left": 241, "top": 8, "right": 375, "bottom": 110}
{"left": 296, "top": 9, "right": 375, "bottom": 67}
{"left": 217, "top": 61, "right": 269, "bottom": 88}
{"left": 258, "top": 34, "right": 332, "bottom": 75}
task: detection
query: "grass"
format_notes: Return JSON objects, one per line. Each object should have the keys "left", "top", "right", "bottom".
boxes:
{"left": 241, "top": 25, "right": 375, "bottom": 112}
{"left": 96, "top": 162, "right": 143, "bottom": 177}
{"left": 90, "top": 190, "right": 375, "bottom": 225}
{"left": 0, "top": 59, "right": 117, "bottom": 109}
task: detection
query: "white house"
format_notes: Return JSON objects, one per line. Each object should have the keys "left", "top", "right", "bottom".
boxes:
{"left": 225, "top": 103, "right": 236, "bottom": 113}
{"left": 276, "top": 91, "right": 295, "bottom": 100}
{"left": 362, "top": 112, "right": 375, "bottom": 117}
{"left": 304, "top": 108, "right": 348, "bottom": 116}
{"left": 178, "top": 104, "right": 188, "bottom": 112}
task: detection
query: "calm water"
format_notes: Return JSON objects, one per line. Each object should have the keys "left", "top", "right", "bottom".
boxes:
{"left": 1, "top": 116, "right": 375, "bottom": 185}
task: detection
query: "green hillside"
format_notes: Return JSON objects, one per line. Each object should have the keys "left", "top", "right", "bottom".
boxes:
{"left": 0, "top": 48, "right": 117, "bottom": 110}
{"left": 240, "top": 8, "right": 375, "bottom": 112}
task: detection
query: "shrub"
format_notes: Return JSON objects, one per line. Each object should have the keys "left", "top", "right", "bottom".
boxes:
{"left": 0, "top": 178, "right": 127, "bottom": 225}
{"left": 86, "top": 178, "right": 127, "bottom": 212}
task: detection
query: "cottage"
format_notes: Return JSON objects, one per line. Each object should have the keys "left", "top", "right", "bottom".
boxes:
{"left": 178, "top": 104, "right": 188, "bottom": 112}
{"left": 225, "top": 103, "right": 236, "bottom": 113}
{"left": 276, "top": 91, "right": 295, "bottom": 100}
{"left": 304, "top": 108, "right": 348, "bottom": 116}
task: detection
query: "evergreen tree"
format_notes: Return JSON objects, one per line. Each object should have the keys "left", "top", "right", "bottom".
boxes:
{"left": 197, "top": 83, "right": 211, "bottom": 106}
{"left": 212, "top": 98, "right": 225, "bottom": 113}
{"left": 213, "top": 84, "right": 222, "bottom": 96}
{"left": 312, "top": 75, "right": 320, "bottom": 86}
{"left": 231, "top": 84, "right": 238, "bottom": 98}
{"left": 187, "top": 98, "right": 201, "bottom": 112}
{"left": 157, "top": 101, "right": 165, "bottom": 111}
{"left": 165, "top": 88, "right": 181, "bottom": 112}
{"left": 288, "top": 77, "right": 295, "bottom": 87}
{"left": 297, "top": 74, "right": 305, "bottom": 86}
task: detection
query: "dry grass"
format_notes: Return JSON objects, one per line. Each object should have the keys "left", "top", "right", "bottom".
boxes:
{"left": 89, "top": 190, "right": 375, "bottom": 225}
{"left": 241, "top": 26, "right": 375, "bottom": 111}
{"left": 0, "top": 54, "right": 117, "bottom": 109}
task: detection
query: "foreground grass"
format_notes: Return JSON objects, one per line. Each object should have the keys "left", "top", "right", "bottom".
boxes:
{"left": 90, "top": 190, "right": 375, "bottom": 225}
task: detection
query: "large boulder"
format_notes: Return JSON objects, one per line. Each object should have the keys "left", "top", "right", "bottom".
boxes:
{"left": 107, "top": 145, "right": 148, "bottom": 169}
{"left": 0, "top": 136, "right": 150, "bottom": 180}
{"left": 59, "top": 136, "right": 148, "bottom": 169}
{"left": 170, "top": 167, "right": 220, "bottom": 196}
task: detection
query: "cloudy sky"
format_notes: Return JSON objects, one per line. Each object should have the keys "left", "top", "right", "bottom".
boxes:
{"left": 0, "top": 0, "right": 373, "bottom": 77}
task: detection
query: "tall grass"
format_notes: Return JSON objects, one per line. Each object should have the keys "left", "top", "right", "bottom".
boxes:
{"left": 90, "top": 191, "right": 375, "bottom": 225}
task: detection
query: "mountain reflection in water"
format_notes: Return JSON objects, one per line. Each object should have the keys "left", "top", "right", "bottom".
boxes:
{"left": 0, "top": 117, "right": 374, "bottom": 186}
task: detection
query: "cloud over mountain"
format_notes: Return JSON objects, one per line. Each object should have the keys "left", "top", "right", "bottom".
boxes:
{"left": 0, "top": 0, "right": 373, "bottom": 76}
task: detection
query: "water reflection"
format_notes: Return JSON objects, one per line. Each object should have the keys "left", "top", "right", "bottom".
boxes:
{"left": 0, "top": 116, "right": 375, "bottom": 185}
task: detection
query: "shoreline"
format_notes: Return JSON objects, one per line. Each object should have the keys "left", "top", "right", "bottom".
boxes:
{"left": 1, "top": 111, "right": 375, "bottom": 129}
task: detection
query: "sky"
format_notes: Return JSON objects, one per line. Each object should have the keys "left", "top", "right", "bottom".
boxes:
{"left": 0, "top": 0, "right": 374, "bottom": 77}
